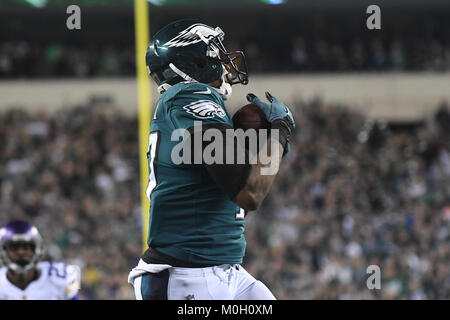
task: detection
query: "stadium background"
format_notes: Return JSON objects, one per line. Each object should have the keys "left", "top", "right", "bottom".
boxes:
{"left": 0, "top": 0, "right": 449, "bottom": 299}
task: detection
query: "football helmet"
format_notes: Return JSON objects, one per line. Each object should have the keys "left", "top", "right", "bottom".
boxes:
{"left": 146, "top": 19, "right": 248, "bottom": 99}
{"left": 0, "top": 220, "right": 43, "bottom": 274}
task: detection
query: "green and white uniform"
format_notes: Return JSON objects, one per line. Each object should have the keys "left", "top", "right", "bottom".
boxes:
{"left": 145, "top": 81, "right": 245, "bottom": 265}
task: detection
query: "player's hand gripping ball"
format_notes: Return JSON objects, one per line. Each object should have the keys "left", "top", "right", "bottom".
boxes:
{"left": 232, "top": 103, "right": 270, "bottom": 130}
{"left": 243, "top": 92, "right": 295, "bottom": 157}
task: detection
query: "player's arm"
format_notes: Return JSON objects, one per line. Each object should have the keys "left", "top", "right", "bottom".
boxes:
{"left": 205, "top": 92, "right": 295, "bottom": 211}
{"left": 234, "top": 134, "right": 285, "bottom": 211}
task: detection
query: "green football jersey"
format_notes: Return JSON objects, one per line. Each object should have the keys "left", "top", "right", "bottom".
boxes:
{"left": 145, "top": 81, "right": 246, "bottom": 265}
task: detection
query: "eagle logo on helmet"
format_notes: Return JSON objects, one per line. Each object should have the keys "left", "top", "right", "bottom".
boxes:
{"left": 183, "top": 100, "right": 226, "bottom": 119}
{"left": 164, "top": 24, "right": 224, "bottom": 48}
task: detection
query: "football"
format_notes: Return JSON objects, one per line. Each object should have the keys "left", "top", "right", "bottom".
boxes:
{"left": 232, "top": 103, "right": 270, "bottom": 130}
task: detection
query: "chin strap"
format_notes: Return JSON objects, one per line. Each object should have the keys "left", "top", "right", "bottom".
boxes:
{"left": 168, "top": 63, "right": 198, "bottom": 83}
{"left": 9, "top": 262, "right": 34, "bottom": 275}
{"left": 213, "top": 68, "right": 233, "bottom": 100}
{"left": 214, "top": 78, "right": 232, "bottom": 100}
{"left": 157, "top": 63, "right": 199, "bottom": 94}
{"left": 7, "top": 251, "right": 42, "bottom": 275}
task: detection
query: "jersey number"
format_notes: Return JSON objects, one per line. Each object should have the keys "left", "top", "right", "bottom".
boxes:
{"left": 146, "top": 131, "right": 160, "bottom": 199}
{"left": 236, "top": 208, "right": 245, "bottom": 220}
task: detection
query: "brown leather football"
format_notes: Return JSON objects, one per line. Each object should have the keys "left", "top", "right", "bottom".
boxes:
{"left": 232, "top": 103, "right": 270, "bottom": 130}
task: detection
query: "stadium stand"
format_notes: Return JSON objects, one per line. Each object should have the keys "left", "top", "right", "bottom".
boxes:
{"left": 0, "top": 99, "right": 448, "bottom": 299}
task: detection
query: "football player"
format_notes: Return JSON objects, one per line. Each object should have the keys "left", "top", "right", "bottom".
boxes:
{"left": 0, "top": 220, "right": 80, "bottom": 300}
{"left": 128, "top": 19, "right": 295, "bottom": 300}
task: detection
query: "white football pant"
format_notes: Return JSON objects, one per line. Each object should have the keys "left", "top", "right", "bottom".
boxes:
{"left": 130, "top": 262, "right": 276, "bottom": 300}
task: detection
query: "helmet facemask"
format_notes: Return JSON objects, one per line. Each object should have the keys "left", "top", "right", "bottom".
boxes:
{"left": 198, "top": 28, "right": 248, "bottom": 100}
{"left": 207, "top": 32, "right": 249, "bottom": 86}
{"left": 0, "top": 222, "right": 43, "bottom": 275}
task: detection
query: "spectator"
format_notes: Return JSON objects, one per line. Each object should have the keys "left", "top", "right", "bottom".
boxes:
{"left": 291, "top": 36, "right": 309, "bottom": 71}
{"left": 389, "top": 40, "right": 406, "bottom": 71}
{"left": 370, "top": 39, "right": 387, "bottom": 70}
{"left": 1, "top": 34, "right": 450, "bottom": 77}
{"left": 0, "top": 98, "right": 449, "bottom": 299}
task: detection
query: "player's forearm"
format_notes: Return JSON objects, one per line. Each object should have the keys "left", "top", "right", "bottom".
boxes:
{"left": 235, "top": 138, "right": 284, "bottom": 211}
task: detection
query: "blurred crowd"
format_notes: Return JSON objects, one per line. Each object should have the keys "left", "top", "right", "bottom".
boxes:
{"left": 0, "top": 104, "right": 142, "bottom": 299}
{"left": 0, "top": 99, "right": 449, "bottom": 299}
{"left": 0, "top": 42, "right": 135, "bottom": 78}
{"left": 1, "top": 36, "right": 450, "bottom": 78}
{"left": 245, "top": 37, "right": 450, "bottom": 73}
{"left": 246, "top": 99, "right": 450, "bottom": 299}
